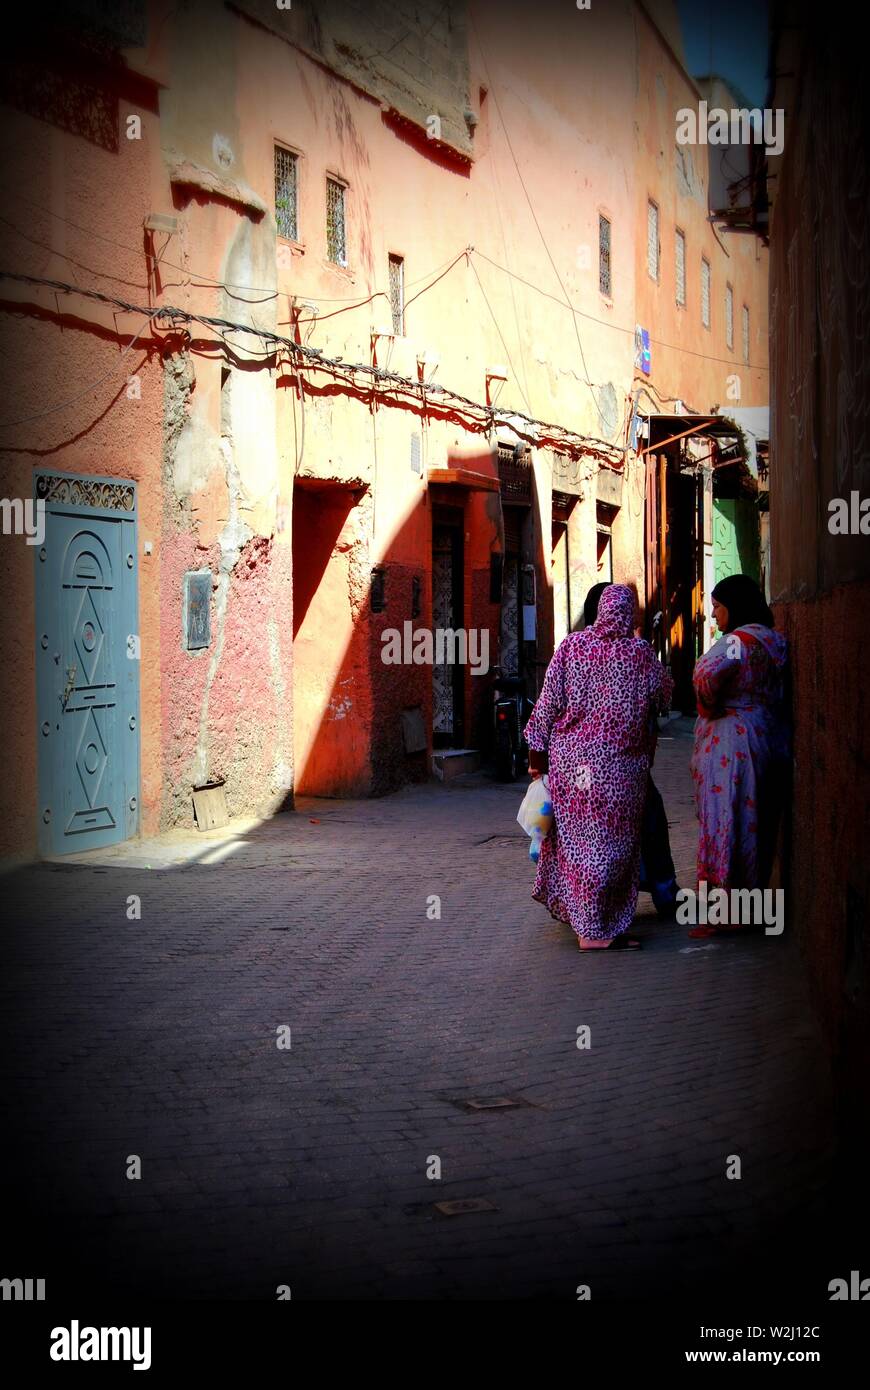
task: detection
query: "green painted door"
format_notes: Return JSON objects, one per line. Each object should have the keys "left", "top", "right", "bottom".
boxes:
{"left": 713, "top": 498, "right": 760, "bottom": 586}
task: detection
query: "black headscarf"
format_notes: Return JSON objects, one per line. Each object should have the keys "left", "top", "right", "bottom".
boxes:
{"left": 583, "top": 582, "right": 610, "bottom": 627}
{"left": 711, "top": 574, "right": 775, "bottom": 631}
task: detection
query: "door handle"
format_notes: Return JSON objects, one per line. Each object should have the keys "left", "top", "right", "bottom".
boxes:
{"left": 62, "top": 664, "right": 77, "bottom": 708}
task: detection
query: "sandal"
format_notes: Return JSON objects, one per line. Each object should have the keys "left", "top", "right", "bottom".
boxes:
{"left": 578, "top": 934, "right": 642, "bottom": 951}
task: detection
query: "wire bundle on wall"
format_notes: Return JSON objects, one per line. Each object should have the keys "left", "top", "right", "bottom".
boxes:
{"left": 0, "top": 270, "right": 627, "bottom": 470}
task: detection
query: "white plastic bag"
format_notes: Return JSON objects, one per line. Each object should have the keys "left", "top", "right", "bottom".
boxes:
{"left": 516, "top": 776, "right": 553, "bottom": 862}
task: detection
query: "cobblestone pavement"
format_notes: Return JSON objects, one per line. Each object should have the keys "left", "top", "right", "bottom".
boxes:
{"left": 0, "top": 720, "right": 842, "bottom": 1300}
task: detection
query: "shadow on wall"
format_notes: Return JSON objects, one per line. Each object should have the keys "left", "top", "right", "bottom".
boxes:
{"left": 289, "top": 452, "right": 511, "bottom": 802}
{"left": 291, "top": 475, "right": 447, "bottom": 800}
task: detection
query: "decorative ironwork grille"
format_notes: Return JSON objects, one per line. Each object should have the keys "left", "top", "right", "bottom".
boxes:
{"left": 675, "top": 228, "right": 686, "bottom": 306}
{"left": 701, "top": 257, "right": 711, "bottom": 328}
{"left": 598, "top": 215, "right": 611, "bottom": 297}
{"left": 725, "top": 283, "right": 734, "bottom": 348}
{"left": 647, "top": 200, "right": 659, "bottom": 280}
{"left": 326, "top": 177, "right": 347, "bottom": 266}
{"left": 274, "top": 146, "right": 298, "bottom": 242}
{"left": 742, "top": 305, "right": 750, "bottom": 364}
{"left": 389, "top": 254, "right": 404, "bottom": 334}
{"left": 36, "top": 475, "right": 135, "bottom": 512}
{"left": 498, "top": 444, "right": 531, "bottom": 503}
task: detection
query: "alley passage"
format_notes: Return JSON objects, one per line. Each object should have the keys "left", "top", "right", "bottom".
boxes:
{"left": 0, "top": 721, "right": 836, "bottom": 1299}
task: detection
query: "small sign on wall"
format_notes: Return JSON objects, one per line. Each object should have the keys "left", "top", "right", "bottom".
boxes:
{"left": 634, "top": 324, "right": 651, "bottom": 375}
{"left": 184, "top": 570, "right": 212, "bottom": 650}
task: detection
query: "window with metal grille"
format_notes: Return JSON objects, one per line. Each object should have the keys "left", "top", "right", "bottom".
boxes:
{"left": 326, "top": 177, "right": 347, "bottom": 266}
{"left": 389, "top": 254, "right": 404, "bottom": 334}
{"left": 701, "top": 257, "right": 711, "bottom": 328}
{"left": 497, "top": 443, "right": 531, "bottom": 504}
{"left": 274, "top": 146, "right": 298, "bottom": 242}
{"left": 647, "top": 200, "right": 659, "bottom": 281}
{"left": 599, "top": 214, "right": 611, "bottom": 297}
{"left": 725, "top": 283, "right": 734, "bottom": 349}
{"left": 675, "top": 228, "right": 686, "bottom": 306}
{"left": 742, "top": 305, "right": 750, "bottom": 364}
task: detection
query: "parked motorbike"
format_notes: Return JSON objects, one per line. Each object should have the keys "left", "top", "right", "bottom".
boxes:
{"left": 491, "top": 666, "right": 534, "bottom": 781}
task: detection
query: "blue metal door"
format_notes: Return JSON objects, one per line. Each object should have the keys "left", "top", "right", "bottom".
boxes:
{"left": 35, "top": 473, "right": 140, "bottom": 855}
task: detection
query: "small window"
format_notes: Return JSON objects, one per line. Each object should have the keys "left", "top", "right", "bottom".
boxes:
{"left": 389, "top": 253, "right": 405, "bottom": 334}
{"left": 596, "top": 503, "right": 615, "bottom": 582}
{"left": 371, "top": 566, "right": 386, "bottom": 613}
{"left": 675, "top": 228, "right": 686, "bottom": 307}
{"left": 742, "top": 305, "right": 750, "bottom": 364}
{"left": 274, "top": 146, "right": 298, "bottom": 242}
{"left": 598, "top": 214, "right": 612, "bottom": 297}
{"left": 326, "top": 176, "right": 347, "bottom": 266}
{"left": 725, "top": 283, "right": 734, "bottom": 349}
{"left": 701, "top": 257, "right": 711, "bottom": 329}
{"left": 647, "top": 200, "right": 659, "bottom": 281}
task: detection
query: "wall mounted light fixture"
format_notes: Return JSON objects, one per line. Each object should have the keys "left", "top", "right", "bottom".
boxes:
{"left": 486, "top": 364, "right": 508, "bottom": 406}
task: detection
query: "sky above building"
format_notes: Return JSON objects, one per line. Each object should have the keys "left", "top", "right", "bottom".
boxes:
{"left": 677, "top": 0, "right": 770, "bottom": 107}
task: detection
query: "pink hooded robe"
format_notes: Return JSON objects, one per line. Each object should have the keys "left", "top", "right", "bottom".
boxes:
{"left": 524, "top": 585, "right": 673, "bottom": 941}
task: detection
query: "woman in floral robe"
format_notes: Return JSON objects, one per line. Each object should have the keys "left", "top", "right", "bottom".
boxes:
{"left": 524, "top": 584, "right": 673, "bottom": 951}
{"left": 689, "top": 575, "right": 789, "bottom": 936}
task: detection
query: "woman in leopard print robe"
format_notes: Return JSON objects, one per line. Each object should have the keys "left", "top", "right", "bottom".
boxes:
{"left": 524, "top": 584, "right": 672, "bottom": 949}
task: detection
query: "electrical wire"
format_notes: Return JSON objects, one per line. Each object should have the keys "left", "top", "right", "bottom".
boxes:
{"left": 470, "top": 8, "right": 602, "bottom": 426}
{"left": 292, "top": 247, "right": 468, "bottom": 328}
{"left": 0, "top": 270, "right": 625, "bottom": 467}
{"left": 10, "top": 191, "right": 471, "bottom": 307}
{"left": 0, "top": 309, "right": 161, "bottom": 429}
{"left": 8, "top": 195, "right": 769, "bottom": 374}
{"left": 475, "top": 67, "right": 535, "bottom": 414}
{"left": 472, "top": 248, "right": 769, "bottom": 373}
{"left": 469, "top": 255, "right": 533, "bottom": 416}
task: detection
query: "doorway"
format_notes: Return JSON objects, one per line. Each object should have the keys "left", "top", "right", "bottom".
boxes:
{"left": 552, "top": 490, "right": 577, "bottom": 643}
{"left": 644, "top": 451, "right": 704, "bottom": 712}
{"left": 292, "top": 482, "right": 368, "bottom": 794}
{"left": 35, "top": 473, "right": 140, "bottom": 855}
{"left": 432, "top": 508, "right": 464, "bottom": 747}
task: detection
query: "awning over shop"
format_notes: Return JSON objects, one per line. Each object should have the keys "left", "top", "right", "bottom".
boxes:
{"left": 718, "top": 406, "right": 769, "bottom": 483}
{"left": 640, "top": 412, "right": 743, "bottom": 450}
{"left": 639, "top": 409, "right": 769, "bottom": 481}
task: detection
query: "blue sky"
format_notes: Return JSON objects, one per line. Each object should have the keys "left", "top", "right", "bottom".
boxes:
{"left": 676, "top": 0, "right": 770, "bottom": 107}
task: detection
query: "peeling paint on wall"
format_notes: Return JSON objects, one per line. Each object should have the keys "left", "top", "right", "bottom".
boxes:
{"left": 162, "top": 349, "right": 197, "bottom": 523}
{"left": 191, "top": 440, "right": 254, "bottom": 786}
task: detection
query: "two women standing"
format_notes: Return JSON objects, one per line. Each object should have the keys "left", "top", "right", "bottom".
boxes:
{"left": 524, "top": 574, "right": 788, "bottom": 948}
